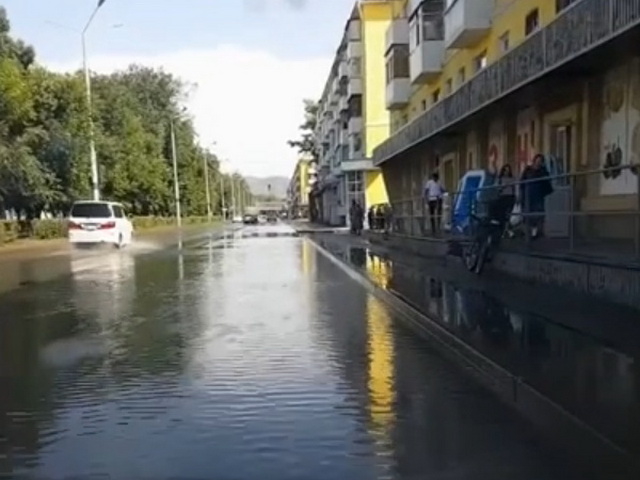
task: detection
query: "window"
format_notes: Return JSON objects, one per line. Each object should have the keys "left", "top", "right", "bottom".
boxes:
{"left": 349, "top": 57, "right": 362, "bottom": 77}
{"left": 445, "top": 78, "right": 453, "bottom": 95}
{"left": 352, "top": 133, "right": 362, "bottom": 153}
{"left": 112, "top": 205, "right": 124, "bottom": 218}
{"left": 431, "top": 89, "right": 440, "bottom": 104}
{"left": 70, "top": 202, "right": 112, "bottom": 218}
{"left": 409, "top": 0, "right": 445, "bottom": 48}
{"left": 341, "top": 144, "right": 349, "bottom": 163}
{"left": 556, "top": 0, "right": 578, "bottom": 13}
{"left": 525, "top": 9, "right": 540, "bottom": 36}
{"left": 457, "top": 67, "right": 466, "bottom": 86}
{"left": 347, "top": 171, "right": 364, "bottom": 193}
{"left": 498, "top": 31, "right": 510, "bottom": 53}
{"left": 421, "top": 99, "right": 427, "bottom": 111}
{"left": 473, "top": 51, "right": 487, "bottom": 72}
{"left": 385, "top": 44, "right": 410, "bottom": 83}
{"left": 346, "top": 171, "right": 365, "bottom": 210}
{"left": 348, "top": 95, "right": 362, "bottom": 118}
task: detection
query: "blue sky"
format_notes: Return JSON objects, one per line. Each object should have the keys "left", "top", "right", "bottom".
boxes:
{"left": 3, "top": 0, "right": 353, "bottom": 177}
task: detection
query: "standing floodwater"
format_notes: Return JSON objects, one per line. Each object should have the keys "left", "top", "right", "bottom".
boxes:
{"left": 0, "top": 226, "right": 580, "bottom": 479}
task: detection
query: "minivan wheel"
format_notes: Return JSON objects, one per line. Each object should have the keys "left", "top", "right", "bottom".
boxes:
{"left": 115, "top": 234, "right": 124, "bottom": 249}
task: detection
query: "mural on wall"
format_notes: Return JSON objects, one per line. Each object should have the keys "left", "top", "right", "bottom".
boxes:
{"left": 488, "top": 119, "right": 505, "bottom": 172}
{"left": 600, "top": 58, "right": 640, "bottom": 196}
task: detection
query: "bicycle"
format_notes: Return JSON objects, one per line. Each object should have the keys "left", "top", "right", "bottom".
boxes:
{"left": 462, "top": 209, "right": 506, "bottom": 275}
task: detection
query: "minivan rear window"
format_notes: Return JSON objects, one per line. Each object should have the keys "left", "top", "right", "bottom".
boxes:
{"left": 70, "top": 203, "right": 112, "bottom": 218}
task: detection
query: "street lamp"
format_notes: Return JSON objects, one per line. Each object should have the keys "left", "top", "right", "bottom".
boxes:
{"left": 170, "top": 119, "right": 182, "bottom": 228}
{"left": 82, "top": 0, "right": 108, "bottom": 201}
{"left": 204, "top": 142, "right": 217, "bottom": 222}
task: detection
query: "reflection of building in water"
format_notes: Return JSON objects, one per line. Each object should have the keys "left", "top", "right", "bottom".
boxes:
{"left": 365, "top": 296, "right": 396, "bottom": 459}
{"left": 366, "top": 254, "right": 392, "bottom": 290}
{"left": 301, "top": 238, "right": 315, "bottom": 276}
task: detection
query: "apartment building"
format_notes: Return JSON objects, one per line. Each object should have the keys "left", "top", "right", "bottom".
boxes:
{"left": 287, "top": 156, "right": 316, "bottom": 219}
{"left": 314, "top": 1, "right": 397, "bottom": 226}
{"left": 375, "top": 0, "right": 640, "bottom": 244}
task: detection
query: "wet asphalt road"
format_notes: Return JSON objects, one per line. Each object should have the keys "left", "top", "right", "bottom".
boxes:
{"left": 0, "top": 224, "right": 586, "bottom": 479}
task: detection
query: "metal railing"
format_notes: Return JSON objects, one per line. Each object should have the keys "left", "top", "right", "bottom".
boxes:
{"left": 385, "top": 164, "right": 640, "bottom": 260}
{"left": 373, "top": 0, "right": 640, "bottom": 165}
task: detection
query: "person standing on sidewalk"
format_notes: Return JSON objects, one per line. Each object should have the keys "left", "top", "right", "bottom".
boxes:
{"left": 349, "top": 200, "right": 364, "bottom": 235}
{"left": 520, "top": 154, "right": 553, "bottom": 239}
{"left": 497, "top": 164, "right": 516, "bottom": 237}
{"left": 424, "top": 173, "right": 445, "bottom": 235}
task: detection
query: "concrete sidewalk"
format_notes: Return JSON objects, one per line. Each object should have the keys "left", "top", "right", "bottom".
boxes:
{"left": 289, "top": 220, "right": 349, "bottom": 234}
{"left": 363, "top": 229, "right": 640, "bottom": 311}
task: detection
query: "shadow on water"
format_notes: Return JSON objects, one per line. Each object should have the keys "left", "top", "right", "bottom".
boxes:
{"left": 318, "top": 239, "right": 640, "bottom": 460}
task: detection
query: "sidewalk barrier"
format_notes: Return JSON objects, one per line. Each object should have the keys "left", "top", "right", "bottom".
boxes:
{"left": 386, "top": 164, "right": 640, "bottom": 261}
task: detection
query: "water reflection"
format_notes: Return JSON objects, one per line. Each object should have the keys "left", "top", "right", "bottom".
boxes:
{"left": 330, "top": 240, "right": 640, "bottom": 456}
{"left": 365, "top": 296, "right": 396, "bottom": 460}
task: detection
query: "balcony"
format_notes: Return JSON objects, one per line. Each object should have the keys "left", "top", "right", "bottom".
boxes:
{"left": 338, "top": 60, "right": 348, "bottom": 79}
{"left": 385, "top": 18, "right": 409, "bottom": 53}
{"left": 347, "top": 77, "right": 362, "bottom": 97}
{"left": 348, "top": 116, "right": 363, "bottom": 136}
{"left": 373, "top": 0, "right": 640, "bottom": 166}
{"left": 444, "top": 0, "right": 492, "bottom": 50}
{"left": 339, "top": 95, "right": 349, "bottom": 112}
{"left": 348, "top": 19, "right": 361, "bottom": 42}
{"left": 386, "top": 78, "right": 411, "bottom": 109}
{"left": 347, "top": 41, "right": 362, "bottom": 60}
{"left": 331, "top": 76, "right": 340, "bottom": 95}
{"left": 410, "top": 40, "right": 444, "bottom": 83}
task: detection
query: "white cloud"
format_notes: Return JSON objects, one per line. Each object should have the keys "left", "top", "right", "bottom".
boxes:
{"left": 46, "top": 45, "right": 330, "bottom": 178}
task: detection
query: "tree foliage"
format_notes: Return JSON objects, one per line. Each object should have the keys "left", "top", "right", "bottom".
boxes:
{"left": 0, "top": 7, "right": 249, "bottom": 219}
{"left": 287, "top": 99, "right": 319, "bottom": 160}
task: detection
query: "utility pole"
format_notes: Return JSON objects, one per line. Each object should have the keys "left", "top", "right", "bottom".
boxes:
{"left": 82, "top": 0, "right": 108, "bottom": 201}
{"left": 219, "top": 174, "right": 226, "bottom": 220}
{"left": 170, "top": 119, "right": 182, "bottom": 228}
{"left": 203, "top": 156, "right": 212, "bottom": 222}
{"left": 230, "top": 173, "right": 236, "bottom": 217}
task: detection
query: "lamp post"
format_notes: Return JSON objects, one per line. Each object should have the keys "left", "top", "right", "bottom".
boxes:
{"left": 203, "top": 157, "right": 212, "bottom": 222}
{"left": 82, "top": 0, "right": 108, "bottom": 201}
{"left": 170, "top": 119, "right": 182, "bottom": 228}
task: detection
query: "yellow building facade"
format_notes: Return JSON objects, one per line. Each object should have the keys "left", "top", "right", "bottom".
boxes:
{"left": 377, "top": 0, "right": 640, "bottom": 245}
{"left": 287, "top": 158, "right": 312, "bottom": 218}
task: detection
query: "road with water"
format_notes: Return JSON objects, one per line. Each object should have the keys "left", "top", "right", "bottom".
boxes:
{"left": 0, "top": 224, "right": 628, "bottom": 479}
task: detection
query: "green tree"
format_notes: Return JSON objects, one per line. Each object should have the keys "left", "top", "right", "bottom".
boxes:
{"left": 288, "top": 99, "right": 319, "bottom": 160}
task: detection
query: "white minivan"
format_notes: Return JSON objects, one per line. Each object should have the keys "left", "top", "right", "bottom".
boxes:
{"left": 68, "top": 201, "right": 133, "bottom": 249}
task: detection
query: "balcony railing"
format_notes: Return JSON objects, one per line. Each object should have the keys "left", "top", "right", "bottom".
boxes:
{"left": 373, "top": 0, "right": 640, "bottom": 166}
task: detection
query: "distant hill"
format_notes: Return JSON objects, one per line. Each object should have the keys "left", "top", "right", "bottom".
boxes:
{"left": 245, "top": 176, "right": 289, "bottom": 198}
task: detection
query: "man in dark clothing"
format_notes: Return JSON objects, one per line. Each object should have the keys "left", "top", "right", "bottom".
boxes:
{"left": 520, "top": 154, "right": 553, "bottom": 239}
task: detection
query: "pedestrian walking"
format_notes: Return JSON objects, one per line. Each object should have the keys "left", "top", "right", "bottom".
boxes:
{"left": 424, "top": 173, "right": 445, "bottom": 235}
{"left": 520, "top": 154, "right": 553, "bottom": 239}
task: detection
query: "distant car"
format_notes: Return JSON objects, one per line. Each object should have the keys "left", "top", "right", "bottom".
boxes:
{"left": 267, "top": 215, "right": 278, "bottom": 224}
{"left": 243, "top": 214, "right": 258, "bottom": 225}
{"left": 67, "top": 201, "right": 133, "bottom": 249}
{"left": 258, "top": 214, "right": 268, "bottom": 224}
{"left": 232, "top": 215, "right": 243, "bottom": 224}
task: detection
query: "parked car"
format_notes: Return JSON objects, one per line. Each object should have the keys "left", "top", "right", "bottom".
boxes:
{"left": 232, "top": 215, "right": 243, "bottom": 224}
{"left": 67, "top": 201, "right": 133, "bottom": 249}
{"left": 243, "top": 214, "right": 258, "bottom": 225}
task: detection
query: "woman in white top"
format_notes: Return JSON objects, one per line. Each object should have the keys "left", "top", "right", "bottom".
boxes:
{"left": 424, "top": 173, "right": 445, "bottom": 234}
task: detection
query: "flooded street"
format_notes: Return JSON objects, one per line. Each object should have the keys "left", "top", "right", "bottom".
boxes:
{"left": 1, "top": 225, "right": 584, "bottom": 479}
